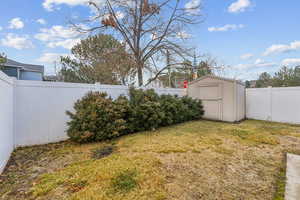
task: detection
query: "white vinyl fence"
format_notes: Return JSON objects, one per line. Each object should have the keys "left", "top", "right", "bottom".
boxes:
{"left": 14, "top": 81, "right": 184, "bottom": 147}
{"left": 0, "top": 72, "right": 14, "bottom": 173}
{"left": 246, "top": 87, "right": 300, "bottom": 124}
{"left": 0, "top": 71, "right": 184, "bottom": 173}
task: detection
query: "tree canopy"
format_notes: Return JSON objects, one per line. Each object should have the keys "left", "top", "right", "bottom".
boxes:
{"left": 254, "top": 66, "right": 300, "bottom": 88}
{"left": 59, "top": 34, "right": 135, "bottom": 85}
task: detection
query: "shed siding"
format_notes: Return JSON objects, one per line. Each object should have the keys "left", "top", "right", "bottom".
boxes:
{"left": 188, "top": 76, "right": 245, "bottom": 122}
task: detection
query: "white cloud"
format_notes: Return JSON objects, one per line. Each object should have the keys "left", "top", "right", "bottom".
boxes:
{"left": 228, "top": 0, "right": 251, "bottom": 13}
{"left": 36, "top": 53, "right": 66, "bottom": 63}
{"left": 115, "top": 11, "right": 125, "bottom": 20}
{"left": 263, "top": 41, "right": 300, "bottom": 56}
{"left": 37, "top": 18, "right": 47, "bottom": 25}
{"left": 176, "top": 31, "right": 192, "bottom": 39}
{"left": 234, "top": 59, "right": 276, "bottom": 70}
{"left": 43, "top": 0, "right": 104, "bottom": 11}
{"left": 35, "top": 25, "right": 84, "bottom": 49}
{"left": 281, "top": 58, "right": 300, "bottom": 66}
{"left": 35, "top": 25, "right": 80, "bottom": 41}
{"left": 0, "top": 34, "right": 34, "bottom": 50}
{"left": 0, "top": 26, "right": 2, "bottom": 31}
{"left": 240, "top": 53, "right": 253, "bottom": 60}
{"left": 254, "top": 59, "right": 263, "bottom": 65}
{"left": 47, "top": 38, "right": 82, "bottom": 49}
{"left": 185, "top": 0, "right": 201, "bottom": 15}
{"left": 254, "top": 59, "right": 276, "bottom": 67}
{"left": 43, "top": 0, "right": 88, "bottom": 11}
{"left": 208, "top": 24, "right": 244, "bottom": 32}
{"left": 8, "top": 18, "right": 24, "bottom": 29}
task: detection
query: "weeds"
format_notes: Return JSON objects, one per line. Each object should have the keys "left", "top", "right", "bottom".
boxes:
{"left": 273, "top": 155, "right": 287, "bottom": 200}
{"left": 111, "top": 170, "right": 138, "bottom": 193}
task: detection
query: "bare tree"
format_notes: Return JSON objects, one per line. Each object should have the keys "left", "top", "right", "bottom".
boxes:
{"left": 74, "top": 0, "right": 202, "bottom": 86}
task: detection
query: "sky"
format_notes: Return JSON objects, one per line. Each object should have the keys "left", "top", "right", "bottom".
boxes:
{"left": 0, "top": 0, "right": 300, "bottom": 80}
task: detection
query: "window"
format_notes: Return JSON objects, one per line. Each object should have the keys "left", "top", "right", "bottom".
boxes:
{"left": 1, "top": 67, "right": 18, "bottom": 78}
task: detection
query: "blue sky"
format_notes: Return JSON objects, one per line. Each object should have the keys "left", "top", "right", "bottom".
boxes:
{"left": 0, "top": 0, "right": 300, "bottom": 80}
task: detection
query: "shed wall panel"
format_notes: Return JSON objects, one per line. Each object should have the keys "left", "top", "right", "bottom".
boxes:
{"left": 188, "top": 76, "right": 245, "bottom": 122}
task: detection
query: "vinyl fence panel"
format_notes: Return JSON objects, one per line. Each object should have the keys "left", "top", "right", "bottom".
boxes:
{"left": 246, "top": 87, "right": 300, "bottom": 124}
{"left": 0, "top": 71, "right": 14, "bottom": 173}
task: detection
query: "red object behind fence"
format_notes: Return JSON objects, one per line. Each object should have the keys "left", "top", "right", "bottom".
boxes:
{"left": 183, "top": 80, "right": 188, "bottom": 88}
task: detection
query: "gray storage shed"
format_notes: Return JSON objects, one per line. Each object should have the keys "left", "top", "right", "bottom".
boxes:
{"left": 188, "top": 75, "right": 245, "bottom": 122}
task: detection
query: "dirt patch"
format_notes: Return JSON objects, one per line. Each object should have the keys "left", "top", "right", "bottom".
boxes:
{"left": 0, "top": 142, "right": 77, "bottom": 200}
{"left": 91, "top": 145, "right": 115, "bottom": 159}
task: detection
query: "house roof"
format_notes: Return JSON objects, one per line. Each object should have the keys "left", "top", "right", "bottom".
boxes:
{"left": 4, "top": 59, "right": 44, "bottom": 73}
{"left": 189, "top": 75, "right": 245, "bottom": 86}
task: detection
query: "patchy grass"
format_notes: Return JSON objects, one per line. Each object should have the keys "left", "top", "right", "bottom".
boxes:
{"left": 1, "top": 120, "right": 300, "bottom": 200}
{"left": 273, "top": 165, "right": 286, "bottom": 200}
{"left": 111, "top": 169, "right": 138, "bottom": 193}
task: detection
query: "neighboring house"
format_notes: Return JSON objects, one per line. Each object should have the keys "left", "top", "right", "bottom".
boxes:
{"left": 1, "top": 59, "right": 44, "bottom": 81}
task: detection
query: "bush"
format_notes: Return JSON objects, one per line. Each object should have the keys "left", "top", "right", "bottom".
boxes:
{"left": 159, "top": 94, "right": 187, "bottom": 126}
{"left": 127, "top": 88, "right": 164, "bottom": 132}
{"left": 158, "top": 95, "right": 204, "bottom": 126}
{"left": 66, "top": 92, "right": 127, "bottom": 143}
{"left": 66, "top": 88, "right": 204, "bottom": 143}
{"left": 180, "top": 96, "right": 204, "bottom": 121}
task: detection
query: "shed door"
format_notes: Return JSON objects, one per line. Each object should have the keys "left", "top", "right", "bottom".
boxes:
{"left": 197, "top": 84, "right": 222, "bottom": 121}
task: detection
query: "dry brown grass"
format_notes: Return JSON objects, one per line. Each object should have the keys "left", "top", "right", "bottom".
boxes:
{"left": 1, "top": 120, "right": 300, "bottom": 200}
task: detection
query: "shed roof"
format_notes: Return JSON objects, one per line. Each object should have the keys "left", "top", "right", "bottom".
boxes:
{"left": 4, "top": 59, "right": 44, "bottom": 73}
{"left": 189, "top": 75, "right": 245, "bottom": 86}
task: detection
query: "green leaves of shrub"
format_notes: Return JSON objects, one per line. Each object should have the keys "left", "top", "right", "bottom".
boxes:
{"left": 66, "top": 92, "right": 128, "bottom": 143}
{"left": 66, "top": 88, "right": 204, "bottom": 143}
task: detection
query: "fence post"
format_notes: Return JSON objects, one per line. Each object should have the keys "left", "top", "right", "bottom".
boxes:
{"left": 268, "top": 86, "right": 272, "bottom": 121}
{"left": 12, "top": 77, "right": 17, "bottom": 148}
{"left": 95, "top": 82, "right": 101, "bottom": 92}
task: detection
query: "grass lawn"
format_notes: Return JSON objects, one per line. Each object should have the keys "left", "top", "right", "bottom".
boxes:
{"left": 1, "top": 120, "right": 300, "bottom": 200}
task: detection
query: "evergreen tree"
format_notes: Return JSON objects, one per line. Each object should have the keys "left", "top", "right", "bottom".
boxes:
{"left": 255, "top": 66, "right": 300, "bottom": 87}
{"left": 59, "top": 34, "right": 135, "bottom": 85}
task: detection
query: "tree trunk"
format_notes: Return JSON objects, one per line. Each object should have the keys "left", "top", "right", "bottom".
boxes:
{"left": 137, "top": 65, "right": 143, "bottom": 86}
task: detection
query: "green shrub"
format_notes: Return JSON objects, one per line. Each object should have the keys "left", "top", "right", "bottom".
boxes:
{"left": 66, "top": 88, "right": 204, "bottom": 143}
{"left": 180, "top": 96, "right": 204, "bottom": 121}
{"left": 127, "top": 87, "right": 164, "bottom": 132}
{"left": 158, "top": 95, "right": 204, "bottom": 126}
{"left": 128, "top": 87, "right": 160, "bottom": 106}
{"left": 159, "top": 94, "right": 187, "bottom": 126}
{"left": 66, "top": 92, "right": 127, "bottom": 143}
